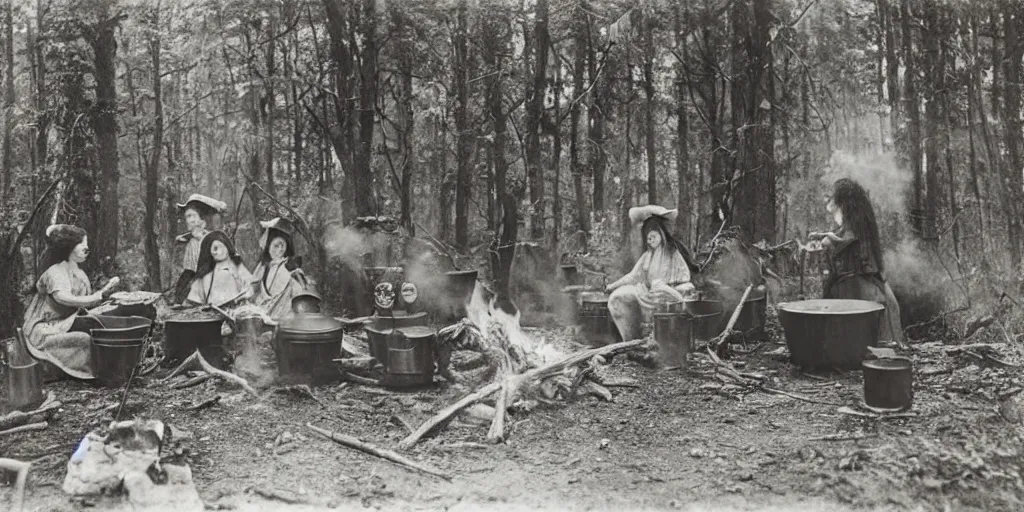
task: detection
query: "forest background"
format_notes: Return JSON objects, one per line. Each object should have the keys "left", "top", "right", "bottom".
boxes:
{"left": 0, "top": 0, "right": 1020, "bottom": 340}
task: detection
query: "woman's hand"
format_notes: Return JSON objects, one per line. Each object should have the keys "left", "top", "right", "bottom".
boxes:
{"left": 99, "top": 277, "right": 121, "bottom": 295}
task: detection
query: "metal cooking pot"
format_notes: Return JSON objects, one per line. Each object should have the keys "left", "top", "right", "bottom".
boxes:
{"left": 163, "top": 312, "right": 226, "bottom": 368}
{"left": 275, "top": 312, "right": 343, "bottom": 385}
{"left": 778, "top": 299, "right": 885, "bottom": 370}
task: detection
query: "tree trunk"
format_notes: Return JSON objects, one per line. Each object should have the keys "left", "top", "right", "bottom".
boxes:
{"left": 642, "top": 10, "right": 657, "bottom": 205}
{"left": 1, "top": 0, "right": 12, "bottom": 203}
{"left": 1002, "top": 8, "right": 1023, "bottom": 266}
{"left": 393, "top": 6, "right": 415, "bottom": 235}
{"left": 730, "top": 0, "right": 776, "bottom": 243}
{"left": 264, "top": 14, "right": 278, "bottom": 202}
{"left": 674, "top": 2, "right": 691, "bottom": 245}
{"left": 484, "top": 11, "right": 514, "bottom": 298}
{"left": 922, "top": 9, "right": 942, "bottom": 242}
{"left": 586, "top": 12, "right": 606, "bottom": 213}
{"left": 354, "top": 0, "right": 377, "bottom": 217}
{"left": 321, "top": 0, "right": 357, "bottom": 221}
{"left": 551, "top": 58, "right": 562, "bottom": 253}
{"left": 883, "top": 0, "right": 900, "bottom": 137}
{"left": 89, "top": 11, "right": 123, "bottom": 274}
{"left": 900, "top": 0, "right": 923, "bottom": 237}
{"left": 453, "top": 0, "right": 470, "bottom": 251}
{"left": 526, "top": 0, "right": 549, "bottom": 240}
{"left": 144, "top": 6, "right": 163, "bottom": 291}
{"left": 966, "top": 14, "right": 988, "bottom": 267}
{"left": 570, "top": 2, "right": 590, "bottom": 253}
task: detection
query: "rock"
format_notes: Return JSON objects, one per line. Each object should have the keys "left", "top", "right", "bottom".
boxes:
{"left": 123, "top": 464, "right": 204, "bottom": 511}
{"left": 63, "top": 420, "right": 167, "bottom": 496}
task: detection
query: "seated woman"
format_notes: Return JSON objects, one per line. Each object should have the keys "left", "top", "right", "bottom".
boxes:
{"left": 173, "top": 194, "right": 227, "bottom": 304}
{"left": 808, "top": 178, "right": 903, "bottom": 343}
{"left": 22, "top": 224, "right": 120, "bottom": 380}
{"left": 252, "top": 217, "right": 312, "bottom": 321}
{"left": 186, "top": 230, "right": 255, "bottom": 309}
{"left": 605, "top": 205, "right": 700, "bottom": 341}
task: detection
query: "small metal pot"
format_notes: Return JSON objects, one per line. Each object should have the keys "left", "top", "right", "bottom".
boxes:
{"left": 862, "top": 357, "right": 913, "bottom": 410}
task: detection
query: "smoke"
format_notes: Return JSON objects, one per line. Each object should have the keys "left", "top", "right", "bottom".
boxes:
{"left": 322, "top": 223, "right": 370, "bottom": 269}
{"left": 883, "top": 238, "right": 950, "bottom": 326}
{"left": 821, "top": 150, "right": 912, "bottom": 216}
{"left": 404, "top": 250, "right": 462, "bottom": 316}
{"left": 234, "top": 331, "right": 277, "bottom": 388}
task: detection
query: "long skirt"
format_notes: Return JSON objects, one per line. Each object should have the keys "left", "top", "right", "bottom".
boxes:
{"left": 608, "top": 283, "right": 694, "bottom": 342}
{"left": 25, "top": 314, "right": 130, "bottom": 380}
{"left": 824, "top": 273, "right": 904, "bottom": 344}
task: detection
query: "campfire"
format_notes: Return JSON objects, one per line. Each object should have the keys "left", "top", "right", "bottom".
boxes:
{"left": 403, "top": 282, "right": 644, "bottom": 448}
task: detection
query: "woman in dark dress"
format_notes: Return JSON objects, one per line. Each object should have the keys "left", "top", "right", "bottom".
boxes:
{"left": 808, "top": 178, "right": 903, "bottom": 343}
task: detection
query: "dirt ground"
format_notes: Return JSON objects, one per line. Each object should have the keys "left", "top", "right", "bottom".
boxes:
{"left": 3, "top": 304, "right": 1024, "bottom": 511}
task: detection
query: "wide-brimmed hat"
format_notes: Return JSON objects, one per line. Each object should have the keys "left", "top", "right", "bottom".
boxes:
{"left": 629, "top": 205, "right": 679, "bottom": 226}
{"left": 259, "top": 217, "right": 297, "bottom": 235}
{"left": 176, "top": 194, "right": 227, "bottom": 215}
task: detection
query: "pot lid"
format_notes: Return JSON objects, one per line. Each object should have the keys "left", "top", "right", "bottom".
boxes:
{"left": 279, "top": 313, "right": 342, "bottom": 334}
{"left": 396, "top": 326, "right": 435, "bottom": 338}
{"left": 779, "top": 299, "right": 884, "bottom": 315}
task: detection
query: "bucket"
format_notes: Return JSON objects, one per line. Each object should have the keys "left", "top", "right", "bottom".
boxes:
{"left": 734, "top": 293, "right": 767, "bottom": 341}
{"left": 579, "top": 295, "right": 619, "bottom": 346}
{"left": 862, "top": 357, "right": 913, "bottom": 410}
{"left": 779, "top": 299, "right": 885, "bottom": 370}
{"left": 381, "top": 326, "right": 436, "bottom": 389}
{"left": 654, "top": 312, "right": 692, "bottom": 367}
{"left": 90, "top": 316, "right": 153, "bottom": 346}
{"left": 6, "top": 361, "right": 45, "bottom": 411}
{"left": 90, "top": 339, "right": 144, "bottom": 388}
{"left": 691, "top": 311, "right": 723, "bottom": 343}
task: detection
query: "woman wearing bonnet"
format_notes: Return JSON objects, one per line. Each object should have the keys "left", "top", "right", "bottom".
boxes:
{"left": 173, "top": 194, "right": 227, "bottom": 304}
{"left": 605, "top": 205, "right": 700, "bottom": 341}
{"left": 251, "top": 217, "right": 312, "bottom": 321}
{"left": 21, "top": 224, "right": 120, "bottom": 379}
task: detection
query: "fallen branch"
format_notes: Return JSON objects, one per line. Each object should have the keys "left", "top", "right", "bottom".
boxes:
{"left": 0, "top": 458, "right": 31, "bottom": 512}
{"left": 0, "top": 393, "right": 61, "bottom": 430}
{"left": 808, "top": 432, "right": 876, "bottom": 442}
{"left": 837, "top": 406, "right": 917, "bottom": 420}
{"left": 306, "top": 423, "right": 451, "bottom": 481}
{"left": 0, "top": 421, "right": 48, "bottom": 437}
{"left": 342, "top": 372, "right": 381, "bottom": 387}
{"left": 252, "top": 487, "right": 305, "bottom": 504}
{"left": 763, "top": 387, "right": 838, "bottom": 406}
{"left": 189, "top": 395, "right": 222, "bottom": 411}
{"left": 163, "top": 350, "right": 259, "bottom": 398}
{"left": 711, "top": 284, "right": 753, "bottom": 351}
{"left": 398, "top": 382, "right": 503, "bottom": 450}
{"left": 171, "top": 373, "right": 212, "bottom": 390}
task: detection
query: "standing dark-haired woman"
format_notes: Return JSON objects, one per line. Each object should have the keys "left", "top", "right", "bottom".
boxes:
{"left": 605, "top": 205, "right": 700, "bottom": 341}
{"left": 808, "top": 178, "right": 903, "bottom": 343}
{"left": 22, "top": 224, "right": 120, "bottom": 379}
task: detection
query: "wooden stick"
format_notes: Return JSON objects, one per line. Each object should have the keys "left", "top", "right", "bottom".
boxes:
{"left": 342, "top": 372, "right": 381, "bottom": 387}
{"left": 763, "top": 387, "right": 838, "bottom": 406}
{"left": 712, "top": 284, "right": 753, "bottom": 349}
{"left": 0, "top": 421, "right": 47, "bottom": 437}
{"left": 808, "top": 432, "right": 876, "bottom": 442}
{"left": 0, "top": 458, "right": 31, "bottom": 512}
{"left": 487, "top": 381, "right": 511, "bottom": 442}
{"left": 0, "top": 394, "right": 61, "bottom": 430}
{"left": 172, "top": 373, "right": 212, "bottom": 389}
{"left": 399, "top": 381, "right": 503, "bottom": 450}
{"left": 306, "top": 423, "right": 451, "bottom": 480}
{"left": 163, "top": 350, "right": 259, "bottom": 397}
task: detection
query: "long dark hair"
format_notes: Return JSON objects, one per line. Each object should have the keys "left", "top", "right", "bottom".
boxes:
{"left": 641, "top": 216, "right": 699, "bottom": 274}
{"left": 259, "top": 228, "right": 295, "bottom": 288}
{"left": 831, "top": 178, "right": 884, "bottom": 272}
{"left": 39, "top": 224, "right": 87, "bottom": 274}
{"left": 194, "top": 230, "right": 244, "bottom": 278}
